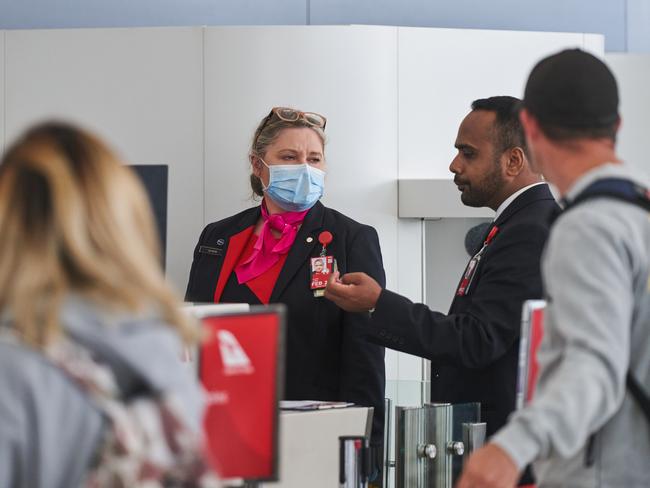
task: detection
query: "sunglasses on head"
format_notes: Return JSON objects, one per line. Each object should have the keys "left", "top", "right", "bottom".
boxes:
{"left": 272, "top": 107, "right": 327, "bottom": 129}
{"left": 261, "top": 107, "right": 327, "bottom": 131}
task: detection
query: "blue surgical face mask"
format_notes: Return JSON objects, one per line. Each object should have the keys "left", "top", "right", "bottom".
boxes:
{"left": 260, "top": 159, "right": 325, "bottom": 212}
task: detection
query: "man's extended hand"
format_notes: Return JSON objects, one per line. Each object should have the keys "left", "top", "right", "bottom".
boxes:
{"left": 324, "top": 271, "right": 382, "bottom": 313}
{"left": 455, "top": 443, "right": 520, "bottom": 488}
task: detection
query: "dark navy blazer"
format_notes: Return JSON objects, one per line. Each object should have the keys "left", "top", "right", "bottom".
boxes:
{"left": 365, "top": 184, "right": 559, "bottom": 482}
{"left": 185, "top": 201, "right": 386, "bottom": 447}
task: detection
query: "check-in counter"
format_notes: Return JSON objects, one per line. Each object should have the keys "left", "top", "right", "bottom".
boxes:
{"left": 263, "top": 407, "right": 372, "bottom": 488}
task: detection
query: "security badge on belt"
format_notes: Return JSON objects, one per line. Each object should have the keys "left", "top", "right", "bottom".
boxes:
{"left": 456, "top": 225, "right": 499, "bottom": 296}
{"left": 311, "top": 231, "right": 337, "bottom": 297}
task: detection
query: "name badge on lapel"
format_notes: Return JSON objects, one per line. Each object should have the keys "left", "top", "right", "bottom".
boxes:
{"left": 198, "top": 241, "right": 224, "bottom": 256}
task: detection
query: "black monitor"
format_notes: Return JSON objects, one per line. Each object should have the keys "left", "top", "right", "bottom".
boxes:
{"left": 130, "top": 164, "right": 168, "bottom": 267}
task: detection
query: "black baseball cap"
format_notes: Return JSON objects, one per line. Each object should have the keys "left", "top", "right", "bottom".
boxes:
{"left": 522, "top": 49, "right": 619, "bottom": 129}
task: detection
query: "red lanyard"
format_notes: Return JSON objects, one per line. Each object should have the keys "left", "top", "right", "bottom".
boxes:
{"left": 456, "top": 226, "right": 499, "bottom": 296}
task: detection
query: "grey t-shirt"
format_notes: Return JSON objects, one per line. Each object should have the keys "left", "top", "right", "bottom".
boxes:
{"left": 493, "top": 163, "right": 650, "bottom": 487}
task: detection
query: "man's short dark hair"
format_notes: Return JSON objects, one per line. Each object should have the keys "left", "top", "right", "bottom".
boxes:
{"left": 471, "top": 96, "right": 528, "bottom": 158}
{"left": 523, "top": 49, "right": 619, "bottom": 143}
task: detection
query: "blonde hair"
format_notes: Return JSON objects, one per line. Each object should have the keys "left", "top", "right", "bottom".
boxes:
{"left": 249, "top": 109, "right": 326, "bottom": 197}
{"left": 0, "top": 122, "right": 196, "bottom": 346}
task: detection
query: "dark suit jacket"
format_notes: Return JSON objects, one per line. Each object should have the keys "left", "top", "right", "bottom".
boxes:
{"left": 185, "top": 201, "right": 386, "bottom": 446}
{"left": 366, "top": 183, "right": 559, "bottom": 451}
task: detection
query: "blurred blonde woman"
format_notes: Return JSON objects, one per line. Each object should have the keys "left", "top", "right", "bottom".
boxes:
{"left": 0, "top": 122, "right": 208, "bottom": 487}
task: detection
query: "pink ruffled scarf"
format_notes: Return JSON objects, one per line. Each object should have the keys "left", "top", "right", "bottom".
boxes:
{"left": 235, "top": 202, "right": 308, "bottom": 284}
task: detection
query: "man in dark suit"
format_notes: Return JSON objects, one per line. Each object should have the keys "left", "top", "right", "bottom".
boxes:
{"left": 325, "top": 96, "right": 559, "bottom": 485}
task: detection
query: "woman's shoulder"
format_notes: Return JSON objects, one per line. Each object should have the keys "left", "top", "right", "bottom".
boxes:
{"left": 321, "top": 205, "right": 378, "bottom": 235}
{"left": 201, "top": 205, "right": 261, "bottom": 239}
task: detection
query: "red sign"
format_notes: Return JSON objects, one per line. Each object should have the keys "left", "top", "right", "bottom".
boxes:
{"left": 199, "top": 311, "right": 281, "bottom": 480}
{"left": 526, "top": 308, "right": 545, "bottom": 402}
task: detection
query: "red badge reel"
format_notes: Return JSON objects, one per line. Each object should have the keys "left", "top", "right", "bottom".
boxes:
{"left": 311, "top": 231, "right": 336, "bottom": 297}
{"left": 318, "top": 231, "right": 333, "bottom": 248}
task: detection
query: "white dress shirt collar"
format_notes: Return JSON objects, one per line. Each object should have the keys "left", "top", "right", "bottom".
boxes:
{"left": 493, "top": 182, "right": 547, "bottom": 222}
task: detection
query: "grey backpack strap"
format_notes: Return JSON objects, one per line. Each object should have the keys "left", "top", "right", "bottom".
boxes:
{"left": 627, "top": 371, "right": 650, "bottom": 423}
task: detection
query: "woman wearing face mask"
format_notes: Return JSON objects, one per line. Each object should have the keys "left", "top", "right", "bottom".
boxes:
{"left": 186, "top": 107, "right": 386, "bottom": 481}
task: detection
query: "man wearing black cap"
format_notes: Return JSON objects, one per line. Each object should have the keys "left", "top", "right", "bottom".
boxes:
{"left": 458, "top": 49, "right": 650, "bottom": 488}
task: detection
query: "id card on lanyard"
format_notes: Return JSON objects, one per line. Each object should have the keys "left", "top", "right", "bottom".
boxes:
{"left": 456, "top": 226, "right": 499, "bottom": 296}
{"left": 311, "top": 231, "right": 337, "bottom": 297}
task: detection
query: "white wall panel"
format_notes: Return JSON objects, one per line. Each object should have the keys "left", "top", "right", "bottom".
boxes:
{"left": 583, "top": 33, "right": 606, "bottom": 57}
{"left": 398, "top": 28, "right": 586, "bottom": 180}
{"left": 4, "top": 27, "right": 204, "bottom": 292}
{"left": 606, "top": 53, "right": 650, "bottom": 176}
{"left": 395, "top": 219, "right": 426, "bottom": 382}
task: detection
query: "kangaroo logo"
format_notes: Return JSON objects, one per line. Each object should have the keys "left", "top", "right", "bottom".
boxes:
{"left": 217, "top": 330, "right": 254, "bottom": 376}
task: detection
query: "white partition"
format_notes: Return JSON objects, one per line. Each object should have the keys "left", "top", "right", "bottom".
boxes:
{"left": 583, "top": 33, "right": 606, "bottom": 57}
{"left": 606, "top": 53, "right": 650, "bottom": 176}
{"left": 3, "top": 27, "right": 204, "bottom": 292}
{"left": 398, "top": 28, "right": 594, "bottom": 180}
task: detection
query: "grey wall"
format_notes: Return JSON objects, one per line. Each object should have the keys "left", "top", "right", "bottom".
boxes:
{"left": 0, "top": 0, "right": 647, "bottom": 52}
{"left": 425, "top": 218, "right": 491, "bottom": 313}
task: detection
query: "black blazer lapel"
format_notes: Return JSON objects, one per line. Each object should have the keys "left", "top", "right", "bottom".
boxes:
{"left": 270, "top": 201, "right": 326, "bottom": 301}
{"left": 210, "top": 207, "right": 260, "bottom": 284}
{"left": 186, "top": 206, "right": 260, "bottom": 302}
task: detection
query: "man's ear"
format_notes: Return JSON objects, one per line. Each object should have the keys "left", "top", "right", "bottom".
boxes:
{"left": 504, "top": 147, "right": 525, "bottom": 177}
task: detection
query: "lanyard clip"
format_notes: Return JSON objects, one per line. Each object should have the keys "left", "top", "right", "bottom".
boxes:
{"left": 318, "top": 231, "right": 333, "bottom": 257}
